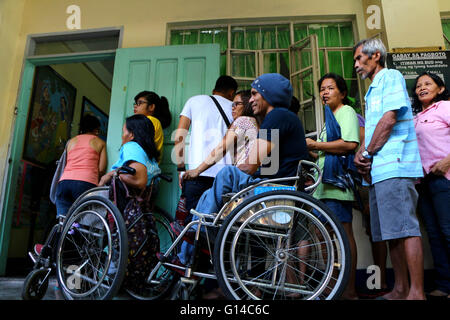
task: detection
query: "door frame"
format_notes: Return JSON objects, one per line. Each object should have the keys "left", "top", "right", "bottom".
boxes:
{"left": 0, "top": 29, "right": 120, "bottom": 275}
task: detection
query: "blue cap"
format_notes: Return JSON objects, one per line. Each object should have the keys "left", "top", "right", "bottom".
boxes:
{"left": 251, "top": 73, "right": 293, "bottom": 108}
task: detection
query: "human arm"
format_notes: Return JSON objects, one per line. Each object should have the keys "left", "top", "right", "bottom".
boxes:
{"left": 237, "top": 138, "right": 273, "bottom": 175}
{"left": 306, "top": 138, "right": 358, "bottom": 155}
{"left": 183, "top": 129, "right": 238, "bottom": 180}
{"left": 98, "top": 140, "right": 107, "bottom": 177}
{"left": 365, "top": 110, "right": 397, "bottom": 155}
{"left": 174, "top": 115, "right": 191, "bottom": 187}
{"left": 98, "top": 161, "right": 148, "bottom": 189}
{"left": 430, "top": 153, "right": 450, "bottom": 176}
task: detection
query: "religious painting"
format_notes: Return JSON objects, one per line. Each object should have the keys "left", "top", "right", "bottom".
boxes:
{"left": 23, "top": 66, "right": 76, "bottom": 166}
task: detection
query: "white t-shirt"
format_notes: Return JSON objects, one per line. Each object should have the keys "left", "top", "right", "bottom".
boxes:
{"left": 180, "top": 94, "right": 233, "bottom": 177}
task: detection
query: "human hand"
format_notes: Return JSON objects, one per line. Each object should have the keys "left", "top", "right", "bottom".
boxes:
{"left": 178, "top": 172, "right": 184, "bottom": 189}
{"left": 183, "top": 168, "right": 200, "bottom": 181}
{"left": 99, "top": 171, "right": 114, "bottom": 186}
{"left": 430, "top": 158, "right": 450, "bottom": 176}
{"left": 306, "top": 138, "right": 317, "bottom": 150}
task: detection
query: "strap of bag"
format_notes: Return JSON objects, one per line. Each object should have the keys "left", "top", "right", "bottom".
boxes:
{"left": 210, "top": 95, "right": 231, "bottom": 127}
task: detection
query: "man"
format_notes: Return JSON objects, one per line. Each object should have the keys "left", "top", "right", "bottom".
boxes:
{"left": 353, "top": 38, "right": 425, "bottom": 300}
{"left": 173, "top": 73, "right": 308, "bottom": 267}
{"left": 174, "top": 75, "right": 237, "bottom": 222}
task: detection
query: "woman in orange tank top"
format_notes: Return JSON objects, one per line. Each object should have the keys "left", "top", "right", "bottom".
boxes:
{"left": 55, "top": 114, "right": 107, "bottom": 217}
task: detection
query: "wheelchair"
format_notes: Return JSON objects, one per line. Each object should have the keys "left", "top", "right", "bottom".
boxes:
{"left": 22, "top": 166, "right": 177, "bottom": 300}
{"left": 150, "top": 160, "right": 351, "bottom": 300}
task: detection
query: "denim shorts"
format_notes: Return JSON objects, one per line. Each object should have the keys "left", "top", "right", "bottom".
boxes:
{"left": 369, "top": 178, "right": 421, "bottom": 242}
{"left": 55, "top": 179, "right": 97, "bottom": 217}
{"left": 322, "top": 199, "right": 353, "bottom": 223}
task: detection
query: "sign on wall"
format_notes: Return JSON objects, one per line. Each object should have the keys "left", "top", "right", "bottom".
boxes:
{"left": 386, "top": 50, "right": 450, "bottom": 96}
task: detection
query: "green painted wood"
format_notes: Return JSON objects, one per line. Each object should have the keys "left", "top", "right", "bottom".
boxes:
{"left": 0, "top": 61, "right": 35, "bottom": 274}
{"left": 108, "top": 44, "right": 220, "bottom": 217}
{"left": 0, "top": 51, "right": 115, "bottom": 274}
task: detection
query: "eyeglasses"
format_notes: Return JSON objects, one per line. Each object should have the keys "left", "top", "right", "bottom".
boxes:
{"left": 134, "top": 100, "right": 148, "bottom": 106}
{"left": 232, "top": 101, "right": 244, "bottom": 108}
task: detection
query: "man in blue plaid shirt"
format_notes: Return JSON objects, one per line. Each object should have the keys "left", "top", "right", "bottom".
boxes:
{"left": 353, "top": 38, "right": 425, "bottom": 300}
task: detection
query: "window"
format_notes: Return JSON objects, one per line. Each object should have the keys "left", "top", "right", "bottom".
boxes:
{"left": 442, "top": 19, "right": 450, "bottom": 49}
{"left": 169, "top": 19, "right": 360, "bottom": 132}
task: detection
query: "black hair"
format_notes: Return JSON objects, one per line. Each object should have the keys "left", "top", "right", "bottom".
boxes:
{"left": 79, "top": 114, "right": 101, "bottom": 134}
{"left": 125, "top": 114, "right": 160, "bottom": 161}
{"left": 134, "top": 91, "right": 172, "bottom": 129}
{"left": 288, "top": 96, "right": 300, "bottom": 114}
{"left": 213, "top": 75, "right": 238, "bottom": 93}
{"left": 411, "top": 71, "right": 450, "bottom": 114}
{"left": 317, "top": 73, "right": 351, "bottom": 106}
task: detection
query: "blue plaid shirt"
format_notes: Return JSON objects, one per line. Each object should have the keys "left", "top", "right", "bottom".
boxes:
{"left": 364, "top": 68, "right": 423, "bottom": 184}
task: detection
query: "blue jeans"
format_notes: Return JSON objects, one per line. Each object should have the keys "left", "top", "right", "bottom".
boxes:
{"left": 178, "top": 166, "right": 262, "bottom": 264}
{"left": 417, "top": 174, "right": 450, "bottom": 293}
{"left": 55, "top": 180, "right": 96, "bottom": 217}
{"left": 182, "top": 177, "right": 214, "bottom": 223}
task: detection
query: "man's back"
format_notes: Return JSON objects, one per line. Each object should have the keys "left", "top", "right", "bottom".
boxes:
{"left": 180, "top": 94, "right": 233, "bottom": 177}
{"left": 257, "top": 107, "right": 308, "bottom": 179}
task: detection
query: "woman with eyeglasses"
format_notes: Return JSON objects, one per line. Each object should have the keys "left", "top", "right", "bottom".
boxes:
{"left": 182, "top": 89, "right": 260, "bottom": 181}
{"left": 133, "top": 91, "right": 172, "bottom": 163}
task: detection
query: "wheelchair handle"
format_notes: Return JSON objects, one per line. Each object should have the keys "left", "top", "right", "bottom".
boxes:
{"left": 117, "top": 165, "right": 136, "bottom": 175}
{"left": 157, "top": 173, "right": 172, "bottom": 183}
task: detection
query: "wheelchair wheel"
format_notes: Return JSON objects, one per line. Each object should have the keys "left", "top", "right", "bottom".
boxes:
{"left": 214, "top": 190, "right": 350, "bottom": 300}
{"left": 56, "top": 195, "right": 128, "bottom": 300}
{"left": 125, "top": 208, "right": 179, "bottom": 300}
{"left": 22, "top": 268, "right": 51, "bottom": 300}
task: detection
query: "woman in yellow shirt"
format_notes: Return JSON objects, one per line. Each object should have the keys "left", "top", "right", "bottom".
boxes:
{"left": 133, "top": 91, "right": 172, "bottom": 163}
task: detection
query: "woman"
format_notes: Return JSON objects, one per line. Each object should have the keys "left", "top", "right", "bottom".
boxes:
{"left": 412, "top": 72, "right": 450, "bottom": 300}
{"left": 306, "top": 73, "right": 360, "bottom": 300}
{"left": 133, "top": 90, "right": 172, "bottom": 163}
{"left": 182, "top": 89, "right": 259, "bottom": 180}
{"left": 99, "top": 114, "right": 160, "bottom": 193}
{"left": 55, "top": 114, "right": 107, "bottom": 217}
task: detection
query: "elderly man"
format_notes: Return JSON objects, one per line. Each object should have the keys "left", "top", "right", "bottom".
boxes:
{"left": 353, "top": 38, "right": 425, "bottom": 300}
{"left": 169, "top": 73, "right": 309, "bottom": 269}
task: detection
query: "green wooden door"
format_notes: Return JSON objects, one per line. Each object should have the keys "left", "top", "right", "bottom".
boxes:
{"left": 107, "top": 44, "right": 220, "bottom": 217}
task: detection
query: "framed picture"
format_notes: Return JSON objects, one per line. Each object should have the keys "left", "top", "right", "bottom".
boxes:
{"left": 23, "top": 66, "right": 76, "bottom": 167}
{"left": 80, "top": 96, "right": 108, "bottom": 141}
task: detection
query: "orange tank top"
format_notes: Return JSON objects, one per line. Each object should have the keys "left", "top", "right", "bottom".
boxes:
{"left": 60, "top": 134, "right": 101, "bottom": 186}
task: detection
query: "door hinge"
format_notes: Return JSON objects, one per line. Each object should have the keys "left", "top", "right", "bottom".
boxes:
{"left": 14, "top": 107, "right": 18, "bottom": 115}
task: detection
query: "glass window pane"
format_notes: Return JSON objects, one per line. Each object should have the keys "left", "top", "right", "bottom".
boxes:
{"left": 245, "top": 26, "right": 260, "bottom": 50}
{"left": 170, "top": 30, "right": 184, "bottom": 45}
{"left": 327, "top": 51, "right": 343, "bottom": 75}
{"left": 231, "top": 27, "right": 245, "bottom": 49}
{"left": 277, "top": 25, "right": 291, "bottom": 49}
{"left": 342, "top": 50, "right": 354, "bottom": 78}
{"left": 182, "top": 30, "right": 199, "bottom": 44}
{"left": 324, "top": 25, "right": 340, "bottom": 47}
{"left": 339, "top": 24, "right": 354, "bottom": 47}
{"left": 261, "top": 26, "right": 276, "bottom": 49}
{"left": 294, "top": 24, "right": 308, "bottom": 42}
{"left": 442, "top": 20, "right": 450, "bottom": 49}
{"left": 199, "top": 29, "right": 214, "bottom": 44}
{"left": 308, "top": 24, "right": 325, "bottom": 47}
{"left": 34, "top": 34, "right": 119, "bottom": 56}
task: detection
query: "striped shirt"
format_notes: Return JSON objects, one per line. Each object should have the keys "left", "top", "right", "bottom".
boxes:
{"left": 364, "top": 68, "right": 423, "bottom": 184}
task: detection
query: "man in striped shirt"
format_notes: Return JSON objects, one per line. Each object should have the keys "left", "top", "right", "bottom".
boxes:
{"left": 353, "top": 38, "right": 425, "bottom": 300}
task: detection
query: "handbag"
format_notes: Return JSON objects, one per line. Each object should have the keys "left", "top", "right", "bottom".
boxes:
{"left": 49, "top": 146, "right": 67, "bottom": 204}
{"left": 210, "top": 95, "right": 231, "bottom": 127}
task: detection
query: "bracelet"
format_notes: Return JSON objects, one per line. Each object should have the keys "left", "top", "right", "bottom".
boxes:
{"left": 177, "top": 166, "right": 186, "bottom": 172}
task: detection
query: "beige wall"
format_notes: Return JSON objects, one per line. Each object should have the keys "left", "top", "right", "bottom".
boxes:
{"left": 0, "top": 0, "right": 25, "bottom": 190}
{"left": 382, "top": 0, "right": 445, "bottom": 49}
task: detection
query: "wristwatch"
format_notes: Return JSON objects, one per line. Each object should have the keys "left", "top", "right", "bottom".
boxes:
{"left": 361, "top": 149, "right": 373, "bottom": 160}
